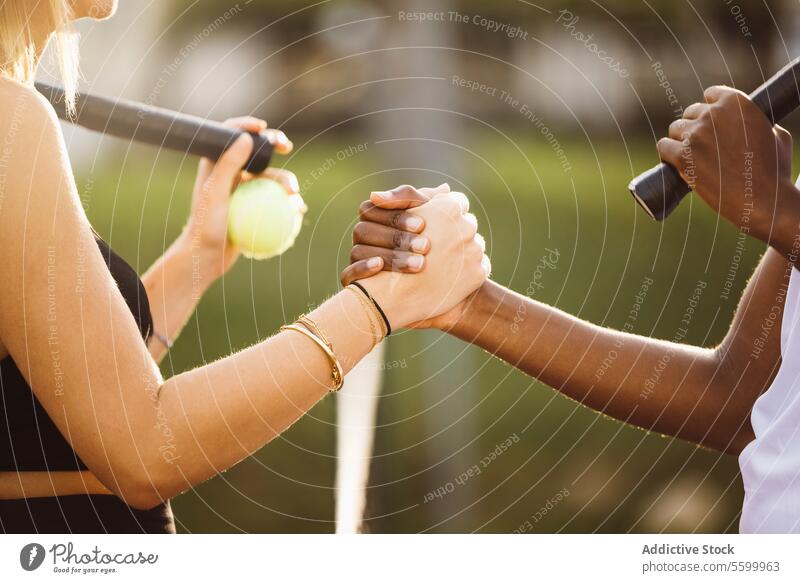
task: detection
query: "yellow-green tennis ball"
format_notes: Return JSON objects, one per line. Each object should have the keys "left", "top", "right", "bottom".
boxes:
{"left": 227, "top": 178, "right": 303, "bottom": 260}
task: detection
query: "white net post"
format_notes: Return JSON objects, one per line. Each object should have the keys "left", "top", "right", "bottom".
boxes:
{"left": 335, "top": 341, "right": 385, "bottom": 533}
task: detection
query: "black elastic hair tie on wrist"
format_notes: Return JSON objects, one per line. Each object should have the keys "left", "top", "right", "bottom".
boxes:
{"left": 351, "top": 281, "right": 392, "bottom": 336}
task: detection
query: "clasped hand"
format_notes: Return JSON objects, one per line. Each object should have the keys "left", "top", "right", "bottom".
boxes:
{"left": 342, "top": 184, "right": 489, "bottom": 330}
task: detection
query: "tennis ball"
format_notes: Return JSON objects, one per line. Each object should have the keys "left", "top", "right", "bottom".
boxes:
{"left": 227, "top": 178, "right": 303, "bottom": 260}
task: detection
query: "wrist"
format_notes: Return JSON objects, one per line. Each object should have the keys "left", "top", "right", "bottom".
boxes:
{"left": 447, "top": 280, "right": 499, "bottom": 338}
{"left": 770, "top": 181, "right": 800, "bottom": 262}
{"left": 356, "top": 273, "right": 413, "bottom": 329}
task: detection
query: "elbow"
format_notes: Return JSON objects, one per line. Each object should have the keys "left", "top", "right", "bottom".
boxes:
{"left": 109, "top": 463, "right": 173, "bottom": 511}
{"left": 114, "top": 478, "right": 167, "bottom": 511}
{"left": 121, "top": 488, "right": 166, "bottom": 512}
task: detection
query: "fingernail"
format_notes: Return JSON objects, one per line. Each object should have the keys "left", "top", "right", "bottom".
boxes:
{"left": 372, "top": 190, "right": 392, "bottom": 199}
{"left": 406, "top": 216, "right": 424, "bottom": 231}
{"left": 438, "top": 182, "right": 450, "bottom": 190}
{"left": 410, "top": 237, "right": 428, "bottom": 253}
{"left": 276, "top": 132, "right": 293, "bottom": 149}
{"left": 407, "top": 255, "right": 424, "bottom": 270}
{"left": 367, "top": 257, "right": 382, "bottom": 269}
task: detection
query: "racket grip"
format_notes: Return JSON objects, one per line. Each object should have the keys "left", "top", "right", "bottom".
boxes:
{"left": 36, "top": 81, "right": 274, "bottom": 174}
{"left": 630, "top": 56, "right": 800, "bottom": 221}
{"left": 628, "top": 162, "right": 692, "bottom": 221}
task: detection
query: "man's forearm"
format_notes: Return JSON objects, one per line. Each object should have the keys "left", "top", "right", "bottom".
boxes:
{"left": 447, "top": 281, "right": 748, "bottom": 452}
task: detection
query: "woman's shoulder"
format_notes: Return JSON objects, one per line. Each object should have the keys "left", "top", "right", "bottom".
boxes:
{"left": 0, "top": 76, "right": 74, "bottom": 237}
{"left": 0, "top": 75, "right": 60, "bottom": 137}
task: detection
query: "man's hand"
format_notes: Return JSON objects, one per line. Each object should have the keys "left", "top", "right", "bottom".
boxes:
{"left": 657, "top": 85, "right": 800, "bottom": 260}
{"left": 341, "top": 184, "right": 484, "bottom": 330}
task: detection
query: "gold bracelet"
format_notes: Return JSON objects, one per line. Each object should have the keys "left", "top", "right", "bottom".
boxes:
{"left": 296, "top": 315, "right": 345, "bottom": 367}
{"left": 297, "top": 315, "right": 328, "bottom": 344}
{"left": 344, "top": 285, "right": 384, "bottom": 346}
{"left": 280, "top": 323, "right": 344, "bottom": 391}
{"left": 348, "top": 284, "right": 388, "bottom": 338}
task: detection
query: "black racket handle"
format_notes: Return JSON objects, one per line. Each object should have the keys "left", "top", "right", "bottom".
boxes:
{"left": 629, "top": 57, "right": 800, "bottom": 220}
{"left": 35, "top": 81, "right": 274, "bottom": 173}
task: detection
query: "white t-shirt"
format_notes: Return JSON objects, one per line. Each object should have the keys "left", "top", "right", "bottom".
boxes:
{"left": 738, "top": 259, "right": 800, "bottom": 532}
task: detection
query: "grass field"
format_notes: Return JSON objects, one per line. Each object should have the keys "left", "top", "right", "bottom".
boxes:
{"left": 78, "top": 129, "right": 771, "bottom": 533}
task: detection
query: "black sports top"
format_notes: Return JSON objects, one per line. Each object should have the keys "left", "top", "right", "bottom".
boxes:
{"left": 0, "top": 233, "right": 175, "bottom": 534}
{"left": 0, "top": 233, "right": 153, "bottom": 472}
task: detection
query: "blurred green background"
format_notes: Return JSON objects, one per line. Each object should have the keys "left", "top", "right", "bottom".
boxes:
{"left": 62, "top": 0, "right": 800, "bottom": 532}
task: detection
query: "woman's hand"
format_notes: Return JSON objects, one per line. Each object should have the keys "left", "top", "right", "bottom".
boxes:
{"left": 345, "top": 185, "right": 490, "bottom": 330}
{"left": 178, "top": 117, "right": 301, "bottom": 285}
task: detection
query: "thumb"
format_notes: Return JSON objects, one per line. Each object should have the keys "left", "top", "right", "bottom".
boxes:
{"left": 370, "top": 184, "right": 431, "bottom": 209}
{"left": 204, "top": 133, "right": 254, "bottom": 197}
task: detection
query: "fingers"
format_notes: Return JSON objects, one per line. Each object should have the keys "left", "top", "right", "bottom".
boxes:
{"left": 683, "top": 102, "right": 709, "bottom": 119}
{"left": 418, "top": 183, "right": 451, "bottom": 198}
{"left": 255, "top": 168, "right": 306, "bottom": 214}
{"left": 204, "top": 132, "right": 254, "bottom": 197}
{"left": 260, "top": 167, "right": 301, "bottom": 194}
{"left": 222, "top": 116, "right": 292, "bottom": 155}
{"left": 341, "top": 257, "right": 384, "bottom": 286}
{"left": 703, "top": 85, "right": 749, "bottom": 107}
{"left": 432, "top": 191, "right": 470, "bottom": 215}
{"left": 358, "top": 183, "right": 452, "bottom": 231}
{"left": 350, "top": 244, "right": 425, "bottom": 273}
{"left": 481, "top": 254, "right": 492, "bottom": 277}
{"left": 668, "top": 118, "right": 696, "bottom": 140}
{"left": 265, "top": 128, "right": 293, "bottom": 155}
{"left": 353, "top": 221, "right": 430, "bottom": 254}
{"left": 224, "top": 116, "right": 267, "bottom": 133}
{"left": 359, "top": 201, "right": 426, "bottom": 233}
{"left": 703, "top": 85, "right": 729, "bottom": 103}
{"left": 474, "top": 233, "right": 486, "bottom": 253}
{"left": 453, "top": 192, "right": 470, "bottom": 213}
{"left": 656, "top": 137, "right": 685, "bottom": 169}
{"left": 370, "top": 184, "right": 432, "bottom": 209}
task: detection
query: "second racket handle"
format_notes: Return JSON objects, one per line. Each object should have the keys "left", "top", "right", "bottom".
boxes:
{"left": 629, "top": 163, "right": 692, "bottom": 220}
{"left": 630, "top": 56, "right": 800, "bottom": 221}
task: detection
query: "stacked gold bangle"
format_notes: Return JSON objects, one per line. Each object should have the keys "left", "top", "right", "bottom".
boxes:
{"left": 281, "top": 316, "right": 344, "bottom": 392}
{"left": 345, "top": 284, "right": 387, "bottom": 347}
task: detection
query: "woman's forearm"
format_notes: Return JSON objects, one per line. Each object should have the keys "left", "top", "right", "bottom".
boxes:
{"left": 447, "top": 281, "right": 745, "bottom": 452}
{"left": 124, "top": 286, "right": 382, "bottom": 509}
{"left": 141, "top": 234, "right": 214, "bottom": 362}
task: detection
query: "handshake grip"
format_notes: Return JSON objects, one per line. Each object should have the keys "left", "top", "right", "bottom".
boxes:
{"left": 35, "top": 81, "right": 274, "bottom": 174}
{"left": 629, "top": 57, "right": 800, "bottom": 221}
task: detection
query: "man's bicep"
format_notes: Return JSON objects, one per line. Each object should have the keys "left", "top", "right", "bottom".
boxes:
{"left": 720, "top": 247, "right": 788, "bottom": 391}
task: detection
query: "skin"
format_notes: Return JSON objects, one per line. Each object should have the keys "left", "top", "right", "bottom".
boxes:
{"left": 344, "top": 87, "right": 800, "bottom": 456}
{"left": 142, "top": 116, "right": 297, "bottom": 364}
{"left": 0, "top": 2, "right": 490, "bottom": 508}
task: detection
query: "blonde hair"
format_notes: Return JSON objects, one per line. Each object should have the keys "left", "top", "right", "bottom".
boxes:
{"left": 0, "top": 0, "right": 79, "bottom": 112}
